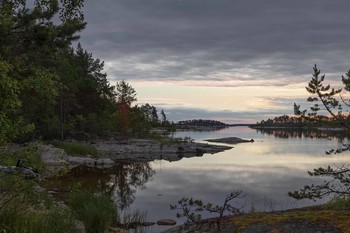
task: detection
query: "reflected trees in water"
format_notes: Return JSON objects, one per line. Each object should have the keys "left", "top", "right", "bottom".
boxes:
{"left": 46, "top": 162, "right": 155, "bottom": 210}
{"left": 111, "top": 163, "right": 155, "bottom": 210}
{"left": 255, "top": 128, "right": 350, "bottom": 141}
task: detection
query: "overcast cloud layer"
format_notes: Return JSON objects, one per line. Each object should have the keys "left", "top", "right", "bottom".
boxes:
{"left": 79, "top": 0, "right": 350, "bottom": 122}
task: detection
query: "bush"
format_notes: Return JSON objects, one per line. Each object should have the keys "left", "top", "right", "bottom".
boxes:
{"left": 0, "top": 143, "right": 44, "bottom": 171}
{"left": 68, "top": 191, "right": 117, "bottom": 233}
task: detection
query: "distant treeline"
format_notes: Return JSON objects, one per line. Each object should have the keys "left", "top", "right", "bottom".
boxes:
{"left": 176, "top": 119, "right": 229, "bottom": 128}
{"left": 253, "top": 114, "right": 345, "bottom": 128}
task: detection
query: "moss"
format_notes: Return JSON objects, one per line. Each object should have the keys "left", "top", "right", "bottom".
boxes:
{"left": 227, "top": 210, "right": 350, "bottom": 233}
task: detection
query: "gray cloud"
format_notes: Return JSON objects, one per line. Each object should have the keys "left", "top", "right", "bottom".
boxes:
{"left": 77, "top": 0, "right": 350, "bottom": 122}
{"left": 80, "top": 0, "right": 350, "bottom": 84}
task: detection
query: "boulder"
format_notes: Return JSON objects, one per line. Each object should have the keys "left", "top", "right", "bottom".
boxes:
{"left": 37, "top": 144, "right": 69, "bottom": 166}
{"left": 96, "top": 158, "right": 115, "bottom": 167}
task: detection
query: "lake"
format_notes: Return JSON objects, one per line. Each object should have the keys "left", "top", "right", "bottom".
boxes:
{"left": 53, "top": 126, "right": 350, "bottom": 232}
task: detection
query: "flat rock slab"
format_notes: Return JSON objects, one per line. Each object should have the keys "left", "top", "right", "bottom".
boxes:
{"left": 205, "top": 137, "right": 254, "bottom": 144}
{"left": 93, "top": 139, "right": 232, "bottom": 162}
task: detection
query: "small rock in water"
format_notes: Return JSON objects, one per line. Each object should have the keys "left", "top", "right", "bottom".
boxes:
{"left": 141, "top": 222, "right": 156, "bottom": 226}
{"left": 157, "top": 219, "right": 177, "bottom": 226}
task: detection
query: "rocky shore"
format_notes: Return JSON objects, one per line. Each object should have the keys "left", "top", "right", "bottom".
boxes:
{"left": 37, "top": 138, "right": 233, "bottom": 177}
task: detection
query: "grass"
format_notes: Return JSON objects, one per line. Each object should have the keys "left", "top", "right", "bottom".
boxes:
{"left": 326, "top": 196, "right": 350, "bottom": 211}
{"left": 0, "top": 166, "right": 76, "bottom": 233}
{"left": 49, "top": 141, "right": 98, "bottom": 156}
{"left": 0, "top": 207, "right": 76, "bottom": 233}
{"left": 67, "top": 191, "right": 117, "bottom": 233}
{"left": 119, "top": 209, "right": 148, "bottom": 231}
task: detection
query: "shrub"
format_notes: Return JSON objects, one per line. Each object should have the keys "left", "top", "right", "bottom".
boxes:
{"left": 326, "top": 196, "right": 350, "bottom": 211}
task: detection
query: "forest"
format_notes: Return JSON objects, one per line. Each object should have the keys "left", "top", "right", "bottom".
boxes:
{"left": 0, "top": 0, "right": 172, "bottom": 146}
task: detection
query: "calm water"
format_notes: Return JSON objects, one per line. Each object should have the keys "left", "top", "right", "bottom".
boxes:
{"left": 54, "top": 127, "right": 350, "bottom": 232}
{"left": 129, "top": 126, "right": 350, "bottom": 232}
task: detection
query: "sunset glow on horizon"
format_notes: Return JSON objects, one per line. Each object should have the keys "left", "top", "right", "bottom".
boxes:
{"left": 81, "top": 0, "right": 350, "bottom": 123}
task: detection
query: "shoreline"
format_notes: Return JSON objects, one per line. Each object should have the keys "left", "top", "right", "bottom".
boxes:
{"left": 37, "top": 137, "right": 234, "bottom": 177}
{"left": 250, "top": 125, "right": 347, "bottom": 132}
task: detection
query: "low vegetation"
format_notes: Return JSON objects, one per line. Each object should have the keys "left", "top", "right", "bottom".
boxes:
{"left": 49, "top": 140, "right": 98, "bottom": 156}
{"left": 227, "top": 208, "right": 350, "bottom": 233}
{"left": 0, "top": 170, "right": 76, "bottom": 233}
{"left": 67, "top": 191, "right": 117, "bottom": 233}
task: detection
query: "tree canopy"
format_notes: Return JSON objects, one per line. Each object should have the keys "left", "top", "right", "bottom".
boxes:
{"left": 0, "top": 0, "right": 173, "bottom": 144}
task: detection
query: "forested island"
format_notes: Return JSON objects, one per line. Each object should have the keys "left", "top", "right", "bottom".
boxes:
{"left": 252, "top": 114, "right": 348, "bottom": 130}
{"left": 175, "top": 119, "right": 229, "bottom": 130}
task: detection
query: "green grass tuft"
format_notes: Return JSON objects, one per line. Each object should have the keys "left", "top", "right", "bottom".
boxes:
{"left": 0, "top": 204, "right": 76, "bottom": 233}
{"left": 67, "top": 191, "right": 117, "bottom": 233}
{"left": 49, "top": 141, "right": 98, "bottom": 156}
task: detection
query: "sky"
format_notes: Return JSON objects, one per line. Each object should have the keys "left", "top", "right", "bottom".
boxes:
{"left": 79, "top": 0, "right": 350, "bottom": 124}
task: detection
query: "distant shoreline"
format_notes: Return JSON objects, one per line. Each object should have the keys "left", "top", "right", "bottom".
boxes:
{"left": 250, "top": 125, "right": 347, "bottom": 132}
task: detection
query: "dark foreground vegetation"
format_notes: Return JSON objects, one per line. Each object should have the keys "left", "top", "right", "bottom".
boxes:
{"left": 0, "top": 1, "right": 173, "bottom": 232}
{"left": 0, "top": 0, "right": 173, "bottom": 145}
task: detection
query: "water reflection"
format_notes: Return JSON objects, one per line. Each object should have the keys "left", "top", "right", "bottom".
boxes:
{"left": 45, "top": 127, "right": 350, "bottom": 233}
{"left": 45, "top": 162, "right": 155, "bottom": 210}
{"left": 111, "top": 163, "right": 155, "bottom": 210}
{"left": 255, "top": 127, "right": 350, "bottom": 140}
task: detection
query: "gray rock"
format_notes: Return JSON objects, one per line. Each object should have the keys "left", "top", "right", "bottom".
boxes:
{"left": 96, "top": 158, "right": 115, "bottom": 167}
{"left": 68, "top": 157, "right": 96, "bottom": 166}
{"left": 37, "top": 144, "right": 69, "bottom": 166}
{"left": 75, "top": 220, "right": 86, "bottom": 233}
{"left": 0, "top": 165, "right": 40, "bottom": 179}
{"left": 157, "top": 219, "right": 177, "bottom": 226}
{"left": 92, "top": 139, "right": 232, "bottom": 162}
